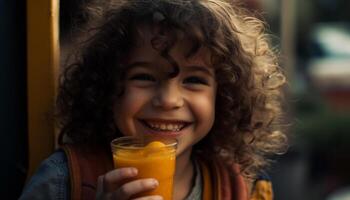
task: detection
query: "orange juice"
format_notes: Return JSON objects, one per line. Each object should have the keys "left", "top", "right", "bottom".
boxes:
{"left": 111, "top": 137, "right": 177, "bottom": 199}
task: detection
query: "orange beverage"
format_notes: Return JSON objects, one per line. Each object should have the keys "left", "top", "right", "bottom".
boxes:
{"left": 111, "top": 137, "right": 177, "bottom": 199}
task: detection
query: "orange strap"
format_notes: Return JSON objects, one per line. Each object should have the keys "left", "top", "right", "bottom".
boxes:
{"left": 62, "top": 144, "right": 82, "bottom": 200}
{"left": 198, "top": 157, "right": 251, "bottom": 200}
{"left": 230, "top": 164, "right": 250, "bottom": 200}
{"left": 198, "top": 159, "right": 213, "bottom": 200}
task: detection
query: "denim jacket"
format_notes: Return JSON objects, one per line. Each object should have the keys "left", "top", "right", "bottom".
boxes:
{"left": 19, "top": 151, "right": 70, "bottom": 200}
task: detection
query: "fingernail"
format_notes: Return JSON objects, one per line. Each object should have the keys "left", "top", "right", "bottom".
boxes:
{"left": 153, "top": 195, "right": 163, "bottom": 200}
{"left": 130, "top": 168, "right": 138, "bottom": 175}
{"left": 151, "top": 179, "right": 159, "bottom": 188}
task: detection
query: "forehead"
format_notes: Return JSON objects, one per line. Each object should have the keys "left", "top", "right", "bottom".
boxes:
{"left": 127, "top": 24, "right": 212, "bottom": 67}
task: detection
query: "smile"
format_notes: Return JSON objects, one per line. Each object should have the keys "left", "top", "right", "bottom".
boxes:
{"left": 141, "top": 120, "right": 190, "bottom": 132}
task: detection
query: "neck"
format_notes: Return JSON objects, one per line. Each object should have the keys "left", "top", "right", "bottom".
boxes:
{"left": 173, "top": 148, "right": 194, "bottom": 200}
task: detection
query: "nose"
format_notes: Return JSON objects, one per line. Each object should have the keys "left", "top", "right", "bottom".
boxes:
{"left": 152, "top": 82, "right": 184, "bottom": 110}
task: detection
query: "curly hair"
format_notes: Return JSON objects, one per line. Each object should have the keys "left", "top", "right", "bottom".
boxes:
{"left": 57, "top": 0, "right": 287, "bottom": 178}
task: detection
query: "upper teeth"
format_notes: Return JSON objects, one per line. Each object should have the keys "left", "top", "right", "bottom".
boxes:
{"left": 147, "top": 122, "right": 185, "bottom": 131}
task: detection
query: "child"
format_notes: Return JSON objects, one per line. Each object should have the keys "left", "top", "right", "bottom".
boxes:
{"left": 20, "top": 0, "right": 287, "bottom": 199}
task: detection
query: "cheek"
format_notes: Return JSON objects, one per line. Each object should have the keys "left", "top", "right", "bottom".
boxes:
{"left": 113, "top": 88, "right": 150, "bottom": 135}
{"left": 192, "top": 91, "right": 216, "bottom": 129}
{"left": 113, "top": 100, "right": 129, "bottom": 136}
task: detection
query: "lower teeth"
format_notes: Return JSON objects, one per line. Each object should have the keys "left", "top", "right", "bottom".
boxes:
{"left": 153, "top": 128, "right": 180, "bottom": 131}
{"left": 149, "top": 126, "right": 181, "bottom": 131}
{"left": 144, "top": 121, "right": 184, "bottom": 132}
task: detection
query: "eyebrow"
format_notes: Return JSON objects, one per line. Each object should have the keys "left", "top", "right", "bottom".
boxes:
{"left": 125, "top": 61, "right": 151, "bottom": 70}
{"left": 184, "top": 65, "right": 214, "bottom": 78}
{"left": 126, "top": 61, "right": 214, "bottom": 77}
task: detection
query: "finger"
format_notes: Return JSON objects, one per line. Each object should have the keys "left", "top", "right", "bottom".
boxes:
{"left": 114, "top": 178, "right": 159, "bottom": 200}
{"left": 132, "top": 195, "right": 163, "bottom": 200}
{"left": 96, "top": 176, "right": 104, "bottom": 199}
{"left": 103, "top": 167, "right": 138, "bottom": 192}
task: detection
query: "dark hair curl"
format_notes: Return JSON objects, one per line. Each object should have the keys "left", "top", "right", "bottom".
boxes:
{"left": 57, "top": 0, "right": 287, "bottom": 178}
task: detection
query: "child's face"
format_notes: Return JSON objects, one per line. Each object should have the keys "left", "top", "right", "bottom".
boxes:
{"left": 113, "top": 26, "right": 217, "bottom": 156}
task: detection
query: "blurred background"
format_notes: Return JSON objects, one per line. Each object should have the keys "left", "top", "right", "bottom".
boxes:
{"left": 1, "top": 0, "right": 350, "bottom": 199}
{"left": 253, "top": 0, "right": 350, "bottom": 200}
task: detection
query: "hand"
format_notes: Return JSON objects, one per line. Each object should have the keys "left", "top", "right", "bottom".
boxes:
{"left": 96, "top": 167, "right": 163, "bottom": 200}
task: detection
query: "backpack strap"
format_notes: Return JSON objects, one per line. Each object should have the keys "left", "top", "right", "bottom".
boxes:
{"left": 61, "top": 144, "right": 113, "bottom": 200}
{"left": 197, "top": 158, "right": 213, "bottom": 200}
{"left": 198, "top": 157, "right": 248, "bottom": 200}
{"left": 197, "top": 158, "right": 231, "bottom": 199}
{"left": 198, "top": 156, "right": 272, "bottom": 200}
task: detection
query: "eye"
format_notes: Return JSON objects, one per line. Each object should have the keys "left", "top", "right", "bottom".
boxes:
{"left": 183, "top": 76, "right": 209, "bottom": 85}
{"left": 129, "top": 73, "right": 156, "bottom": 82}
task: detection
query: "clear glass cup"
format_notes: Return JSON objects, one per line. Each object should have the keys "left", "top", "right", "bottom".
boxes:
{"left": 111, "top": 136, "right": 177, "bottom": 199}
